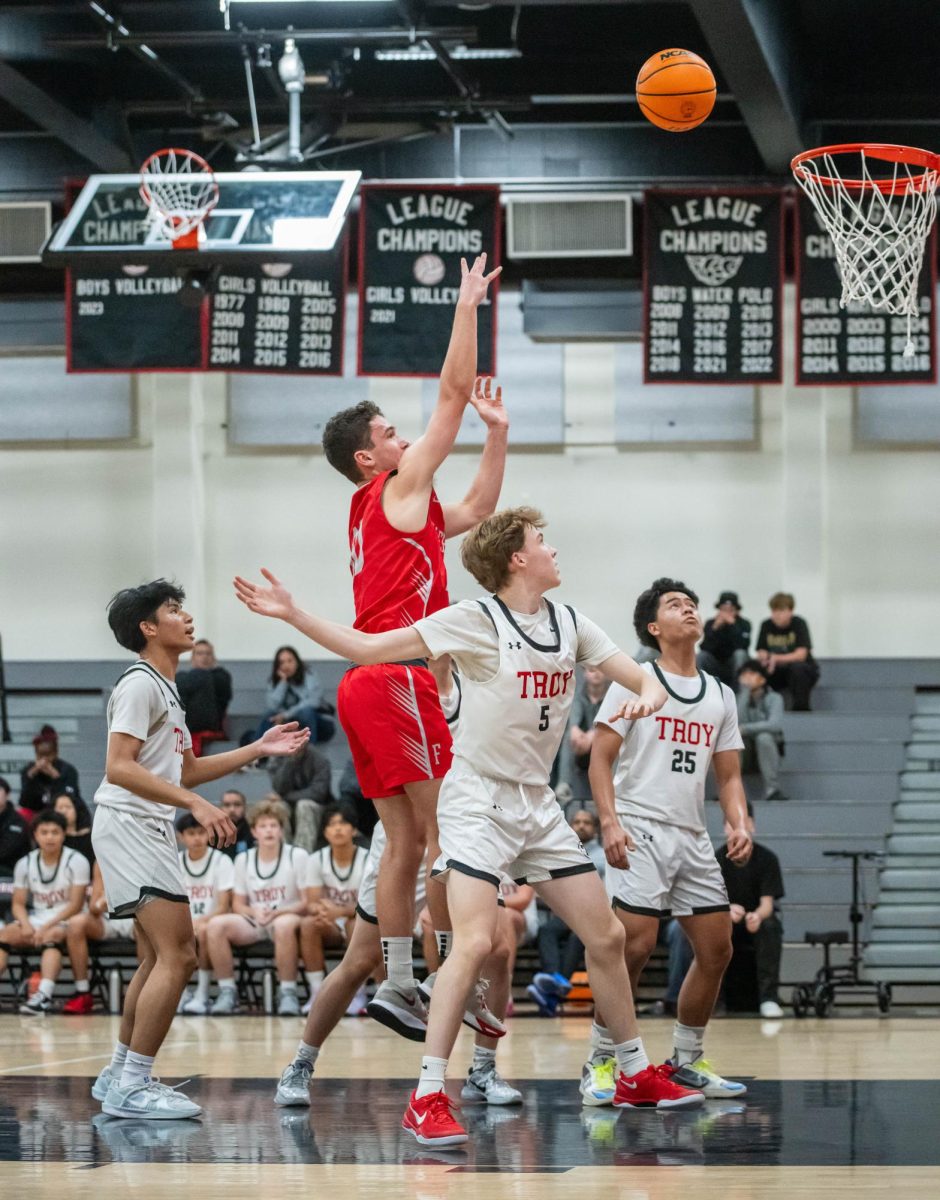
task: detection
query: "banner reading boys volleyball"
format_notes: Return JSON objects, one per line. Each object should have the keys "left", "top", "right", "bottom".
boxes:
{"left": 358, "top": 185, "right": 499, "bottom": 376}
{"left": 644, "top": 189, "right": 783, "bottom": 384}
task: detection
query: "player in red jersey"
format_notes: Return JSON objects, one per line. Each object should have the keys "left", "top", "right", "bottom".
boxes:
{"left": 321, "top": 254, "right": 506, "bottom": 1039}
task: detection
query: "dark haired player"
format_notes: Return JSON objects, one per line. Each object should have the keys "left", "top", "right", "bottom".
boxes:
{"left": 89, "top": 579, "right": 308, "bottom": 1120}
{"left": 587, "top": 578, "right": 751, "bottom": 1102}
{"left": 320, "top": 254, "right": 506, "bottom": 1039}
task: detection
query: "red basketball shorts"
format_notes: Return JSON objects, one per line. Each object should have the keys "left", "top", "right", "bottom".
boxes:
{"left": 338, "top": 661, "right": 453, "bottom": 800}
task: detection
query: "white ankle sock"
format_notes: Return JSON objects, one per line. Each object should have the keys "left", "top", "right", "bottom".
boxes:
{"left": 472, "top": 1045, "right": 496, "bottom": 1068}
{"left": 196, "top": 970, "right": 212, "bottom": 999}
{"left": 305, "top": 971, "right": 325, "bottom": 992}
{"left": 294, "top": 1041, "right": 320, "bottom": 1067}
{"left": 382, "top": 937, "right": 415, "bottom": 989}
{"left": 673, "top": 1021, "right": 706, "bottom": 1067}
{"left": 120, "top": 1050, "right": 155, "bottom": 1088}
{"left": 109, "top": 1041, "right": 129, "bottom": 1075}
{"left": 614, "top": 1037, "right": 649, "bottom": 1079}
{"left": 434, "top": 930, "right": 453, "bottom": 963}
{"left": 38, "top": 978, "right": 55, "bottom": 1000}
{"left": 415, "top": 1055, "right": 448, "bottom": 1099}
{"left": 280, "top": 980, "right": 298, "bottom": 993}
{"left": 74, "top": 979, "right": 90, "bottom": 994}
{"left": 218, "top": 977, "right": 236, "bottom": 991}
{"left": 590, "top": 1022, "right": 614, "bottom": 1058}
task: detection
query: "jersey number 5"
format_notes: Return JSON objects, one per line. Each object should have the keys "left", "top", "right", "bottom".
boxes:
{"left": 671, "top": 749, "right": 696, "bottom": 774}
{"left": 538, "top": 704, "right": 550, "bottom": 732}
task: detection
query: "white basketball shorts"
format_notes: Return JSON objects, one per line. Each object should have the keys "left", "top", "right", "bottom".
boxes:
{"left": 604, "top": 813, "right": 729, "bottom": 918}
{"left": 432, "top": 758, "right": 595, "bottom": 888}
{"left": 92, "top": 806, "right": 189, "bottom": 919}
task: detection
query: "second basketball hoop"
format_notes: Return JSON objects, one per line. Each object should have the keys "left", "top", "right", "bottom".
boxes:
{"left": 139, "top": 147, "right": 220, "bottom": 251}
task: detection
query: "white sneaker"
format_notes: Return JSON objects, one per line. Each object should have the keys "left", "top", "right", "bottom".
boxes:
{"left": 759, "top": 1000, "right": 784, "bottom": 1019}
{"left": 460, "top": 1060, "right": 522, "bottom": 1106}
{"left": 580, "top": 1055, "right": 616, "bottom": 1107}
{"left": 19, "top": 991, "right": 52, "bottom": 1015}
{"left": 92, "top": 1064, "right": 114, "bottom": 1102}
{"left": 182, "top": 993, "right": 209, "bottom": 1015}
{"left": 366, "top": 980, "right": 428, "bottom": 1042}
{"left": 301, "top": 986, "right": 319, "bottom": 1016}
{"left": 274, "top": 1059, "right": 313, "bottom": 1107}
{"left": 209, "top": 986, "right": 238, "bottom": 1015}
{"left": 277, "top": 988, "right": 301, "bottom": 1016}
{"left": 667, "top": 1057, "right": 748, "bottom": 1098}
{"left": 101, "top": 1078, "right": 202, "bottom": 1120}
{"left": 418, "top": 972, "right": 506, "bottom": 1039}
{"left": 345, "top": 985, "right": 368, "bottom": 1016}
{"left": 176, "top": 986, "right": 195, "bottom": 1014}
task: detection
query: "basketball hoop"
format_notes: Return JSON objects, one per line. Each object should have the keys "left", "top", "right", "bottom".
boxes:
{"left": 139, "top": 148, "right": 220, "bottom": 251}
{"left": 791, "top": 143, "right": 940, "bottom": 356}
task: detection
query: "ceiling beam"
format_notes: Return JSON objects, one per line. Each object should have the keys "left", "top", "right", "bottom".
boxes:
{"left": 687, "top": 0, "right": 803, "bottom": 173}
{"left": 0, "top": 61, "right": 131, "bottom": 169}
{"left": 46, "top": 26, "right": 480, "bottom": 49}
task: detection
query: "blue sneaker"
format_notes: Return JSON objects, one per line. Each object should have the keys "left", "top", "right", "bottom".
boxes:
{"left": 525, "top": 982, "right": 559, "bottom": 1017}
{"left": 533, "top": 971, "right": 572, "bottom": 999}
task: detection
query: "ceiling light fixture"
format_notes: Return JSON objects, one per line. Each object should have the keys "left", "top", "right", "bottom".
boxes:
{"left": 375, "top": 44, "right": 521, "bottom": 62}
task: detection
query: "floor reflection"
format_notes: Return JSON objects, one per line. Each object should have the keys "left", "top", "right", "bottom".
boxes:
{"left": 0, "top": 1077, "right": 936, "bottom": 1168}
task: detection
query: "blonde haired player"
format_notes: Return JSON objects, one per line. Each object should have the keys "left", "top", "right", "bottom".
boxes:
{"left": 235, "top": 508, "right": 705, "bottom": 1148}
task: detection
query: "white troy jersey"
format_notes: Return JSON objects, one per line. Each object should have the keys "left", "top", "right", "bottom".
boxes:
{"left": 14, "top": 848, "right": 90, "bottom": 924}
{"left": 455, "top": 597, "right": 580, "bottom": 785}
{"left": 179, "top": 847, "right": 235, "bottom": 918}
{"left": 597, "top": 662, "right": 743, "bottom": 833}
{"left": 234, "top": 844, "right": 309, "bottom": 912}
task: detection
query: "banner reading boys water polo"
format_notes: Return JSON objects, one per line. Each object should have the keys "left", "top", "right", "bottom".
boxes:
{"left": 358, "top": 185, "right": 499, "bottom": 376}
{"left": 643, "top": 189, "right": 784, "bottom": 384}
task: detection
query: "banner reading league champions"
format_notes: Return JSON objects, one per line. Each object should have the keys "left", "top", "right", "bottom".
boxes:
{"left": 644, "top": 189, "right": 784, "bottom": 384}
{"left": 358, "top": 185, "right": 499, "bottom": 376}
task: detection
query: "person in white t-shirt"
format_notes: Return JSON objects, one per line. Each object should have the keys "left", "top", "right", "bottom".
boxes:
{"left": 63, "top": 860, "right": 139, "bottom": 1016}
{"left": 235, "top": 507, "right": 707, "bottom": 1150}
{"left": 300, "top": 806, "right": 368, "bottom": 1012}
{"left": 175, "top": 812, "right": 235, "bottom": 1015}
{"left": 0, "top": 809, "right": 89, "bottom": 1014}
{"left": 207, "top": 797, "right": 310, "bottom": 1017}
{"left": 589, "top": 577, "right": 751, "bottom": 1103}
{"left": 89, "top": 579, "right": 309, "bottom": 1123}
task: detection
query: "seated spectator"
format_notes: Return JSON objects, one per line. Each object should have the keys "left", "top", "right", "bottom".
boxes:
{"left": 717, "top": 802, "right": 785, "bottom": 1018}
{"left": 301, "top": 806, "right": 369, "bottom": 1012}
{"left": 0, "top": 809, "right": 89, "bottom": 1014}
{"left": 268, "top": 743, "right": 334, "bottom": 852}
{"left": 19, "top": 726, "right": 81, "bottom": 813}
{"left": 527, "top": 809, "right": 606, "bottom": 1014}
{"left": 206, "top": 798, "right": 309, "bottom": 1016}
{"left": 243, "top": 646, "right": 333, "bottom": 746}
{"left": 53, "top": 788, "right": 95, "bottom": 863}
{"left": 338, "top": 759, "right": 378, "bottom": 841}
{"left": 219, "top": 789, "right": 255, "bottom": 859}
{"left": 177, "top": 639, "right": 233, "bottom": 757}
{"left": 562, "top": 667, "right": 611, "bottom": 804}
{"left": 698, "top": 591, "right": 752, "bottom": 689}
{"left": 737, "top": 660, "right": 788, "bottom": 802}
{"left": 176, "top": 812, "right": 235, "bottom": 1014}
{"left": 756, "top": 593, "right": 820, "bottom": 712}
{"left": 63, "top": 861, "right": 138, "bottom": 1014}
{"left": 0, "top": 777, "right": 29, "bottom": 918}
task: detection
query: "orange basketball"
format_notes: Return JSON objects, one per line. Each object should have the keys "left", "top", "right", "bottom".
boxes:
{"left": 636, "top": 48, "right": 716, "bottom": 132}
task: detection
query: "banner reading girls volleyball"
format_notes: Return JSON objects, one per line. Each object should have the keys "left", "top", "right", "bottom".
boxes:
{"left": 357, "top": 185, "right": 499, "bottom": 377}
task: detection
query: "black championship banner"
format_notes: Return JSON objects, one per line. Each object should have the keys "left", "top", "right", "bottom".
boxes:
{"left": 207, "top": 240, "right": 346, "bottom": 375}
{"left": 643, "top": 189, "right": 784, "bottom": 384}
{"left": 67, "top": 268, "right": 205, "bottom": 372}
{"left": 358, "top": 185, "right": 499, "bottom": 376}
{"left": 795, "top": 197, "right": 936, "bottom": 385}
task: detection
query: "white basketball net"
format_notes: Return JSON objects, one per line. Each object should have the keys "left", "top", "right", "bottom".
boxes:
{"left": 139, "top": 148, "right": 219, "bottom": 241}
{"left": 793, "top": 148, "right": 939, "bottom": 355}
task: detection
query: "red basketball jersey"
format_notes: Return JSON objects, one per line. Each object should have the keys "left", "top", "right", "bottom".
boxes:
{"left": 348, "top": 470, "right": 449, "bottom": 634}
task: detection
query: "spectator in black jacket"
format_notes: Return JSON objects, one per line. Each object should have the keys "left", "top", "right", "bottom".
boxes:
{"left": 268, "top": 743, "right": 333, "bottom": 852}
{"left": 177, "top": 639, "right": 233, "bottom": 756}
{"left": 219, "top": 789, "right": 255, "bottom": 859}
{"left": 756, "top": 592, "right": 820, "bottom": 711}
{"left": 697, "top": 590, "right": 751, "bottom": 689}
{"left": 19, "top": 726, "right": 81, "bottom": 813}
{"left": 717, "top": 803, "right": 785, "bottom": 1018}
{"left": 53, "top": 789, "right": 95, "bottom": 865}
{"left": 0, "top": 778, "right": 29, "bottom": 918}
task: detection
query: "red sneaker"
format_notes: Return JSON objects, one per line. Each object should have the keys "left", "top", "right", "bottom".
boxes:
{"left": 402, "top": 1089, "right": 468, "bottom": 1146}
{"left": 62, "top": 992, "right": 94, "bottom": 1015}
{"left": 613, "top": 1064, "right": 705, "bottom": 1110}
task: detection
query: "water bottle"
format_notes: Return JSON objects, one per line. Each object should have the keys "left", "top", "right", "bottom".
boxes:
{"left": 109, "top": 968, "right": 122, "bottom": 1014}
{"left": 262, "top": 969, "right": 274, "bottom": 1015}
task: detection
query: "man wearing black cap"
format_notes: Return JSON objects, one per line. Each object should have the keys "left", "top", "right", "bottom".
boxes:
{"left": 697, "top": 592, "right": 751, "bottom": 689}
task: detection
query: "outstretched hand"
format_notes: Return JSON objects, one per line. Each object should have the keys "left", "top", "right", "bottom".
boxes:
{"left": 259, "top": 721, "right": 311, "bottom": 757}
{"left": 469, "top": 375, "right": 507, "bottom": 430}
{"left": 234, "top": 569, "right": 295, "bottom": 622}
{"left": 458, "top": 252, "right": 501, "bottom": 308}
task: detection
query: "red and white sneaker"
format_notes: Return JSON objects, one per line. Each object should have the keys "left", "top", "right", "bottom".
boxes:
{"left": 612, "top": 1064, "right": 705, "bottom": 1110}
{"left": 62, "top": 992, "right": 94, "bottom": 1015}
{"left": 402, "top": 1089, "right": 468, "bottom": 1147}
{"left": 418, "top": 973, "right": 506, "bottom": 1039}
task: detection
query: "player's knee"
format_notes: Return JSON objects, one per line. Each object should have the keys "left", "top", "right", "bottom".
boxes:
{"left": 697, "top": 938, "right": 732, "bottom": 975}
{"left": 458, "top": 929, "right": 494, "bottom": 967}
{"left": 589, "top": 916, "right": 626, "bottom": 963}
